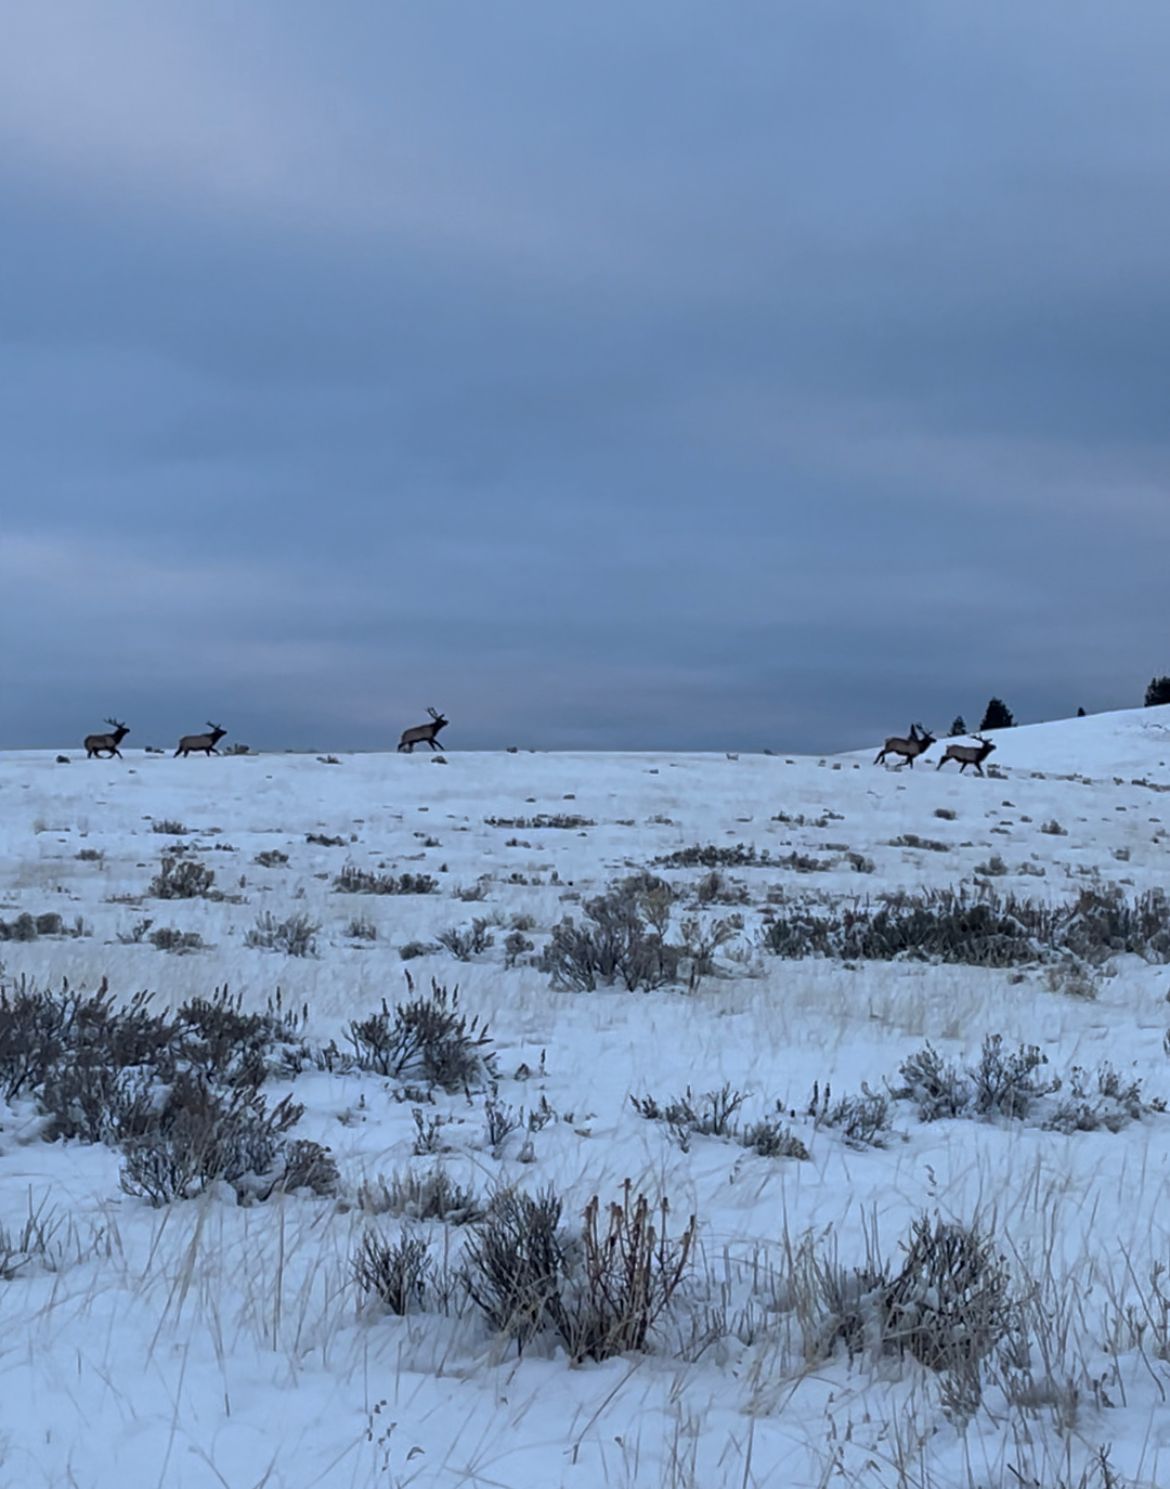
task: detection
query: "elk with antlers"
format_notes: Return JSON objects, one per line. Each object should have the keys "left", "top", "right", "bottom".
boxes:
{"left": 84, "top": 718, "right": 130, "bottom": 759}
{"left": 936, "top": 734, "right": 997, "bottom": 775}
{"left": 174, "top": 722, "right": 228, "bottom": 758}
{"left": 874, "top": 722, "right": 936, "bottom": 769}
{"left": 398, "top": 708, "right": 448, "bottom": 753}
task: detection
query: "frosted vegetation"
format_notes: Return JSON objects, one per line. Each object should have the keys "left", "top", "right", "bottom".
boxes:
{"left": 1, "top": 706, "right": 1170, "bottom": 1487}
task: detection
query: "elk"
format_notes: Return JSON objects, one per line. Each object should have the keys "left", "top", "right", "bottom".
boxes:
{"left": 936, "top": 734, "right": 997, "bottom": 775}
{"left": 84, "top": 718, "right": 130, "bottom": 759}
{"left": 398, "top": 708, "right": 448, "bottom": 753}
{"left": 175, "top": 721, "right": 228, "bottom": 758}
{"left": 874, "top": 722, "right": 936, "bottom": 769}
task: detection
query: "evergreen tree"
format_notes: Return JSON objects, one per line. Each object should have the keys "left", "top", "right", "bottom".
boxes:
{"left": 949, "top": 716, "right": 967, "bottom": 736}
{"left": 1077, "top": 706, "right": 1086, "bottom": 717}
{"left": 1145, "top": 677, "right": 1170, "bottom": 708}
{"left": 979, "top": 697, "right": 1014, "bottom": 731}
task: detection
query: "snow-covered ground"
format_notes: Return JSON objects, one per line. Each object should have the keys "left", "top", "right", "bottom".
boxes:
{"left": 2, "top": 708, "right": 1170, "bottom": 1488}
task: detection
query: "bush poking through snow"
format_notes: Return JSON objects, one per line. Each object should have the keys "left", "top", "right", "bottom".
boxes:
{"left": 1044, "top": 1063, "right": 1162, "bottom": 1133}
{"left": 543, "top": 879, "right": 683, "bottom": 992}
{"left": 464, "top": 1186, "right": 568, "bottom": 1349}
{"left": 354, "top": 1231, "right": 431, "bottom": 1315}
{"left": 118, "top": 1074, "right": 304, "bottom": 1206}
{"left": 808, "top": 1083, "right": 893, "bottom": 1148}
{"left": 437, "top": 918, "right": 495, "bottom": 961}
{"left": 464, "top": 1181, "right": 697, "bottom": 1361}
{"left": 344, "top": 976, "right": 495, "bottom": 1090}
{"left": 150, "top": 855, "right": 215, "bottom": 900}
{"left": 891, "top": 1044, "right": 970, "bottom": 1122}
{"left": 357, "top": 1167, "right": 482, "bottom": 1225}
{"left": 149, "top": 927, "right": 204, "bottom": 954}
{"left": 796, "top": 1214, "right": 1013, "bottom": 1403}
{"left": 762, "top": 886, "right": 1170, "bottom": 967}
{"left": 0, "top": 913, "right": 88, "bottom": 942}
{"left": 333, "top": 865, "right": 438, "bottom": 896}
{"left": 245, "top": 911, "right": 319, "bottom": 957}
{"left": 565, "top": 1183, "right": 697, "bottom": 1360}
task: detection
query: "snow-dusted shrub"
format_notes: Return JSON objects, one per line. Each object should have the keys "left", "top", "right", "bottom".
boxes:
{"left": 740, "top": 1117, "right": 809, "bottom": 1160}
{"left": 884, "top": 1215, "right": 1013, "bottom": 1380}
{"left": 970, "top": 1034, "right": 1059, "bottom": 1119}
{"left": 253, "top": 848, "right": 289, "bottom": 868}
{"left": 306, "top": 832, "right": 347, "bottom": 847}
{"left": 344, "top": 916, "right": 377, "bottom": 940}
{"left": 333, "top": 864, "right": 438, "bottom": 895}
{"left": 118, "top": 1074, "right": 303, "bottom": 1206}
{"left": 891, "top": 1043, "right": 970, "bottom": 1121}
{"left": 566, "top": 1184, "right": 697, "bottom": 1360}
{"left": 655, "top": 842, "right": 770, "bottom": 869}
{"left": 177, "top": 987, "right": 313, "bottom": 1087}
{"left": 542, "top": 881, "right": 682, "bottom": 992}
{"left": 399, "top": 940, "right": 438, "bottom": 960}
{"left": 279, "top": 1139, "right": 340, "bottom": 1196}
{"left": 694, "top": 869, "right": 751, "bottom": 904}
{"left": 631, "top": 1083, "right": 746, "bottom": 1142}
{"left": 794, "top": 1214, "right": 1012, "bottom": 1399}
{"left": 485, "top": 814, "right": 595, "bottom": 830}
{"left": 763, "top": 886, "right": 1170, "bottom": 967}
{"left": 437, "top": 918, "right": 495, "bottom": 961}
{"left": 464, "top": 1186, "right": 568, "bottom": 1348}
{"left": 150, "top": 926, "right": 203, "bottom": 954}
{"left": 1044, "top": 1063, "right": 1161, "bottom": 1134}
{"left": 245, "top": 911, "right": 319, "bottom": 957}
{"left": 809, "top": 1083, "right": 893, "bottom": 1148}
{"left": 893, "top": 1036, "right": 1060, "bottom": 1123}
{"left": 0, "top": 912, "right": 87, "bottom": 941}
{"left": 890, "top": 834, "right": 950, "bottom": 853}
{"left": 504, "top": 929, "right": 534, "bottom": 966}
{"left": 151, "top": 819, "right": 189, "bottom": 835}
{"left": 0, "top": 980, "right": 171, "bottom": 1105}
{"left": 357, "top": 1167, "right": 482, "bottom": 1225}
{"left": 150, "top": 854, "right": 215, "bottom": 899}
{"left": 354, "top": 1231, "right": 431, "bottom": 1315}
{"left": 344, "top": 977, "right": 495, "bottom": 1090}
{"left": 465, "top": 1182, "right": 697, "bottom": 1362}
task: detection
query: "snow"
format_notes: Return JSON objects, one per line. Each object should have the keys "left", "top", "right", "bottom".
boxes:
{"left": 1, "top": 708, "right": 1169, "bottom": 1488}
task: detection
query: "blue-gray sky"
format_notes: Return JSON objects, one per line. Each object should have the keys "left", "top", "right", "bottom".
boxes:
{"left": 3, "top": 3, "right": 1169, "bottom": 752}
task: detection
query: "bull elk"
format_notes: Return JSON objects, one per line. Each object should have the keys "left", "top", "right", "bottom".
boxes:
{"left": 874, "top": 722, "right": 936, "bottom": 769}
{"left": 937, "top": 734, "right": 996, "bottom": 775}
{"left": 175, "top": 721, "right": 228, "bottom": 758}
{"left": 84, "top": 717, "right": 129, "bottom": 759}
{"left": 398, "top": 707, "right": 448, "bottom": 753}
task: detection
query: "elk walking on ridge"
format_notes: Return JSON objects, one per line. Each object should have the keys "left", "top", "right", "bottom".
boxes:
{"left": 398, "top": 708, "right": 448, "bottom": 753}
{"left": 84, "top": 718, "right": 130, "bottom": 759}
{"left": 175, "top": 722, "right": 228, "bottom": 758}
{"left": 874, "top": 723, "right": 936, "bottom": 769}
{"left": 937, "top": 735, "right": 997, "bottom": 775}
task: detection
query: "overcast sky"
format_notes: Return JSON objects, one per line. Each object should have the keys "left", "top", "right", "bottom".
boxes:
{"left": 3, "top": 3, "right": 1168, "bottom": 752}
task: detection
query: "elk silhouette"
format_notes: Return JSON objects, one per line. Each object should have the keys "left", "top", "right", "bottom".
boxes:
{"left": 398, "top": 708, "right": 448, "bottom": 753}
{"left": 84, "top": 718, "right": 129, "bottom": 759}
{"left": 937, "top": 735, "right": 997, "bottom": 775}
{"left": 874, "top": 723, "right": 936, "bottom": 769}
{"left": 175, "top": 722, "right": 228, "bottom": 758}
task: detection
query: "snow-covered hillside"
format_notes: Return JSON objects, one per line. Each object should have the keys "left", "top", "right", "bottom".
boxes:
{"left": 2, "top": 708, "right": 1169, "bottom": 1488}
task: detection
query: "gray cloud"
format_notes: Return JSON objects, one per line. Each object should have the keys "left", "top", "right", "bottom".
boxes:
{"left": 2, "top": 3, "right": 1169, "bottom": 752}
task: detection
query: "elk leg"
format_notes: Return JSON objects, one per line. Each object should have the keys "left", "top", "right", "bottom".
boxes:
{"left": 427, "top": 738, "right": 441, "bottom": 750}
